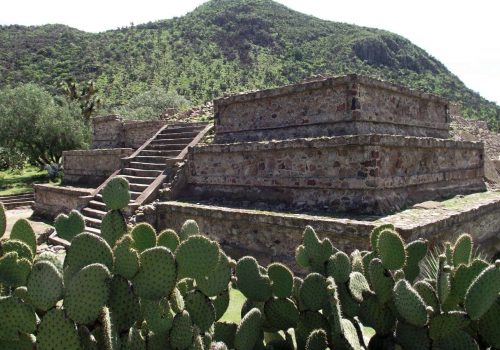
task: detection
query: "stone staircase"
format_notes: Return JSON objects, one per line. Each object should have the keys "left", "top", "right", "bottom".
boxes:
{"left": 79, "top": 122, "right": 211, "bottom": 235}
{"left": 0, "top": 192, "right": 35, "bottom": 210}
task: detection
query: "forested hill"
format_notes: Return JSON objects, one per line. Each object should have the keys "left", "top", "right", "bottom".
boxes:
{"left": 0, "top": 0, "right": 498, "bottom": 127}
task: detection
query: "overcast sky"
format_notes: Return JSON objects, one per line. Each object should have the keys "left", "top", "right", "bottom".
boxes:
{"left": 1, "top": 0, "right": 499, "bottom": 105}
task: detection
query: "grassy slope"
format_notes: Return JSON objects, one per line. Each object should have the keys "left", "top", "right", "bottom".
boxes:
{"left": 0, "top": 0, "right": 498, "bottom": 127}
{"left": 0, "top": 166, "right": 58, "bottom": 196}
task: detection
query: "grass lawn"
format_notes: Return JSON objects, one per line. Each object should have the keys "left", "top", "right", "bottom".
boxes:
{"left": 0, "top": 165, "right": 59, "bottom": 196}
{"left": 221, "top": 288, "right": 246, "bottom": 322}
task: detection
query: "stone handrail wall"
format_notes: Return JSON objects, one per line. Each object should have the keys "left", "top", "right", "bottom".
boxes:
{"left": 33, "top": 185, "right": 94, "bottom": 219}
{"left": 214, "top": 74, "right": 450, "bottom": 143}
{"left": 92, "top": 115, "right": 165, "bottom": 149}
{"left": 62, "top": 148, "right": 134, "bottom": 186}
{"left": 185, "top": 135, "right": 485, "bottom": 214}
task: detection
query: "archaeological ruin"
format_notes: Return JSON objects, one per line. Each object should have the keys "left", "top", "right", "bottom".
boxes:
{"left": 34, "top": 74, "right": 500, "bottom": 267}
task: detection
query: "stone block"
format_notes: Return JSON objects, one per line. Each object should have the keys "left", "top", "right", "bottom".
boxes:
{"left": 214, "top": 74, "right": 450, "bottom": 143}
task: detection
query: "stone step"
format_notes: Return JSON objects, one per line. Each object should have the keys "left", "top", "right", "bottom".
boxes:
{"left": 150, "top": 137, "right": 193, "bottom": 145}
{"left": 87, "top": 200, "right": 107, "bottom": 211}
{"left": 139, "top": 150, "right": 180, "bottom": 157}
{"left": 158, "top": 131, "right": 199, "bottom": 139}
{"left": 122, "top": 168, "right": 163, "bottom": 177}
{"left": 0, "top": 196, "right": 35, "bottom": 204}
{"left": 95, "top": 191, "right": 141, "bottom": 201}
{"left": 0, "top": 193, "right": 34, "bottom": 202}
{"left": 156, "top": 131, "right": 198, "bottom": 139}
{"left": 145, "top": 143, "right": 187, "bottom": 151}
{"left": 122, "top": 175, "right": 156, "bottom": 185}
{"left": 85, "top": 227, "right": 101, "bottom": 235}
{"left": 83, "top": 215, "right": 102, "bottom": 229}
{"left": 134, "top": 156, "right": 169, "bottom": 164}
{"left": 129, "top": 183, "right": 149, "bottom": 192}
{"left": 163, "top": 125, "right": 205, "bottom": 133}
{"left": 129, "top": 162, "right": 166, "bottom": 171}
{"left": 4, "top": 201, "right": 34, "bottom": 209}
{"left": 82, "top": 207, "right": 106, "bottom": 220}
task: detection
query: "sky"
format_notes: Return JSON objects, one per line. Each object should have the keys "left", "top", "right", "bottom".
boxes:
{"left": 1, "top": 0, "right": 499, "bottom": 105}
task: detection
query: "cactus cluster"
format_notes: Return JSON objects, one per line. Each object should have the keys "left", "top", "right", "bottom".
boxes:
{"left": 0, "top": 181, "right": 499, "bottom": 349}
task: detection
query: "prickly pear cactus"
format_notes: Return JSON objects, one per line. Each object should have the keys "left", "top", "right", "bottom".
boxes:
{"left": 102, "top": 176, "right": 130, "bottom": 210}
{"left": 0, "top": 177, "right": 498, "bottom": 350}
{"left": 54, "top": 210, "right": 85, "bottom": 242}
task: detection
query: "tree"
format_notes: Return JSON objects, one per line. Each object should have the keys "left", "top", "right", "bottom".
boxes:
{"left": 113, "top": 87, "right": 190, "bottom": 120}
{"left": 0, "top": 84, "right": 90, "bottom": 167}
{"left": 60, "top": 78, "right": 102, "bottom": 124}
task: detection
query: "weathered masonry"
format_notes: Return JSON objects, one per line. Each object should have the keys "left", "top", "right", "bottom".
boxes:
{"left": 183, "top": 74, "right": 485, "bottom": 215}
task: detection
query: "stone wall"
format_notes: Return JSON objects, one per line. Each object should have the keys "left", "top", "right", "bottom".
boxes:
{"left": 33, "top": 185, "right": 94, "bottom": 219}
{"left": 92, "top": 115, "right": 164, "bottom": 149}
{"left": 153, "top": 191, "right": 500, "bottom": 270}
{"left": 62, "top": 148, "right": 133, "bottom": 186}
{"left": 214, "top": 74, "right": 450, "bottom": 143}
{"left": 185, "top": 135, "right": 485, "bottom": 214}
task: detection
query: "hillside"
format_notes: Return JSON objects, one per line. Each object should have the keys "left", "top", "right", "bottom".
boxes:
{"left": 0, "top": 0, "right": 498, "bottom": 128}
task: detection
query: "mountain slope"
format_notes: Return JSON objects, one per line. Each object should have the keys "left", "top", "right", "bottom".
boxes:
{"left": 0, "top": 0, "right": 498, "bottom": 127}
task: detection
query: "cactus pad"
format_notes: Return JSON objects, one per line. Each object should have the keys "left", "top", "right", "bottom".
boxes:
{"left": 1, "top": 239, "right": 33, "bottom": 261}
{"left": 133, "top": 246, "right": 177, "bottom": 300}
{"left": 130, "top": 223, "right": 157, "bottom": 253}
{"left": 478, "top": 299, "right": 500, "bottom": 348}
{"left": 184, "top": 290, "right": 216, "bottom": 333}
{"left": 108, "top": 276, "right": 141, "bottom": 332}
{"left": 403, "top": 239, "right": 427, "bottom": 282}
{"left": 196, "top": 251, "right": 232, "bottom": 297}
{"left": 429, "top": 311, "right": 470, "bottom": 340}
{"left": 10, "top": 218, "right": 36, "bottom": 255}
{"left": 395, "top": 321, "right": 431, "bottom": 350}
{"left": 299, "top": 273, "right": 328, "bottom": 311}
{"left": 235, "top": 256, "right": 272, "bottom": 302}
{"left": 267, "top": 262, "right": 294, "bottom": 298}
{"left": 214, "top": 322, "right": 237, "bottom": 349}
{"left": 27, "top": 260, "right": 63, "bottom": 311}
{"left": 65, "top": 232, "right": 113, "bottom": 273}
{"left": 64, "top": 263, "right": 111, "bottom": 324}
{"left": 464, "top": 263, "right": 500, "bottom": 320}
{"left": 305, "top": 329, "right": 328, "bottom": 350}
{"left": 176, "top": 235, "right": 220, "bottom": 280}
{"left": 37, "top": 308, "right": 81, "bottom": 350}
{"left": 180, "top": 219, "right": 200, "bottom": 241}
{"left": 0, "top": 295, "right": 36, "bottom": 341}
{"left": 141, "top": 297, "right": 173, "bottom": 334}
{"left": 327, "top": 251, "right": 352, "bottom": 284}
{"left": 213, "top": 289, "right": 230, "bottom": 321}
{"left": 102, "top": 176, "right": 130, "bottom": 210}
{"left": 414, "top": 280, "right": 439, "bottom": 312}
{"left": 370, "top": 223, "right": 395, "bottom": 252}
{"left": 377, "top": 229, "right": 406, "bottom": 270}
{"left": 170, "top": 310, "right": 194, "bottom": 350}
{"left": 113, "top": 235, "right": 139, "bottom": 280}
{"left": 348, "top": 271, "right": 371, "bottom": 303}
{"left": 302, "top": 225, "right": 334, "bottom": 273}
{"left": 393, "top": 279, "right": 428, "bottom": 327}
{"left": 368, "top": 258, "right": 394, "bottom": 304}
{"left": 0, "top": 202, "right": 6, "bottom": 238}
{"left": 358, "top": 294, "right": 396, "bottom": 335}
{"left": 157, "top": 228, "right": 180, "bottom": 251}
{"left": 264, "top": 297, "right": 299, "bottom": 330}
{"left": 234, "top": 308, "right": 263, "bottom": 350}
{"left": 453, "top": 233, "right": 473, "bottom": 267}
{"left": 54, "top": 210, "right": 85, "bottom": 242}
{"left": 101, "top": 210, "right": 127, "bottom": 248}
{"left": 0, "top": 251, "right": 32, "bottom": 287}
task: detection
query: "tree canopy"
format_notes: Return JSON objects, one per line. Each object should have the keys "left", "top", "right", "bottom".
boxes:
{"left": 0, "top": 84, "right": 90, "bottom": 167}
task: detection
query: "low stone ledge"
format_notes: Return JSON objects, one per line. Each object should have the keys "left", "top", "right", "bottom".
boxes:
{"left": 154, "top": 191, "right": 500, "bottom": 269}
{"left": 33, "top": 184, "right": 94, "bottom": 220}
